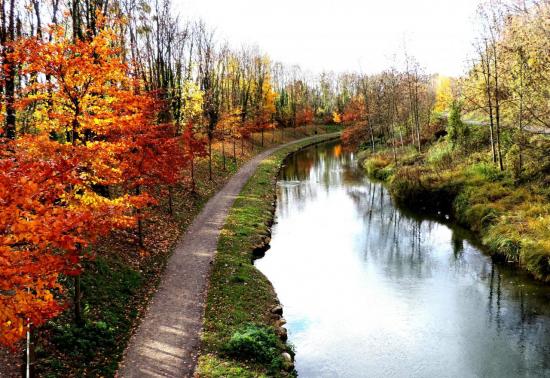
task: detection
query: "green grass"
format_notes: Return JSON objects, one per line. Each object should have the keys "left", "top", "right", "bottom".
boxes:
{"left": 197, "top": 133, "right": 339, "bottom": 377}
{"left": 35, "top": 257, "right": 144, "bottom": 377}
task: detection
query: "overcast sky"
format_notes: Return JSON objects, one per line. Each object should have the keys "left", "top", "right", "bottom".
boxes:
{"left": 173, "top": 0, "right": 481, "bottom": 77}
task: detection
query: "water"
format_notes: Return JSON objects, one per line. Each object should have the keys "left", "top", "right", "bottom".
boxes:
{"left": 255, "top": 140, "right": 550, "bottom": 378}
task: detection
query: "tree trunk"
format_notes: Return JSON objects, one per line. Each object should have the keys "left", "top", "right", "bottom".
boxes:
{"left": 483, "top": 41, "right": 497, "bottom": 164}
{"left": 518, "top": 60, "right": 524, "bottom": 175}
{"left": 190, "top": 157, "right": 195, "bottom": 193}
{"left": 2, "top": 0, "right": 16, "bottom": 139}
{"left": 74, "top": 275, "right": 83, "bottom": 326}
{"left": 493, "top": 43, "right": 504, "bottom": 171}
{"left": 208, "top": 136, "right": 212, "bottom": 180}
{"left": 370, "top": 123, "right": 375, "bottom": 153}
{"left": 168, "top": 186, "right": 173, "bottom": 215}
{"left": 222, "top": 135, "right": 226, "bottom": 171}
{"left": 135, "top": 185, "right": 144, "bottom": 248}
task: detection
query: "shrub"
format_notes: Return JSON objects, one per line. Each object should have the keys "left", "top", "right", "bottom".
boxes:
{"left": 446, "top": 101, "right": 470, "bottom": 150}
{"left": 505, "top": 144, "right": 522, "bottom": 180}
{"left": 365, "top": 155, "right": 393, "bottom": 181}
{"left": 50, "top": 320, "right": 116, "bottom": 359}
{"left": 224, "top": 325, "right": 282, "bottom": 365}
{"left": 389, "top": 167, "right": 425, "bottom": 205}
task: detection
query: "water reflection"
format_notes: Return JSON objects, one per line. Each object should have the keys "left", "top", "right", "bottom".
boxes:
{"left": 256, "top": 140, "right": 550, "bottom": 378}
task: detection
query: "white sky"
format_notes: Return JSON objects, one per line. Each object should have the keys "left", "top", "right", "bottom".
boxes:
{"left": 173, "top": 0, "right": 481, "bottom": 77}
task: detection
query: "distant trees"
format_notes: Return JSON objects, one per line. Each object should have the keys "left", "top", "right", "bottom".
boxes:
{"left": 344, "top": 0, "right": 549, "bottom": 181}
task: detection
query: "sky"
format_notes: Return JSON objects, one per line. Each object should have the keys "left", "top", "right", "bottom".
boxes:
{"left": 173, "top": 0, "right": 482, "bottom": 77}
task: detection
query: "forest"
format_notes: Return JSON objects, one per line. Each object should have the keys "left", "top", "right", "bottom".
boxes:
{"left": 0, "top": 0, "right": 549, "bottom": 377}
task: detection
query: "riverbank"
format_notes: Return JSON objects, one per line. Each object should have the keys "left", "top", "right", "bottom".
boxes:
{"left": 197, "top": 134, "right": 340, "bottom": 377}
{"left": 361, "top": 141, "right": 550, "bottom": 282}
{"left": 0, "top": 126, "right": 340, "bottom": 378}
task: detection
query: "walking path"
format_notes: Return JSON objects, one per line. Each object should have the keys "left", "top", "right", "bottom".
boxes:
{"left": 117, "top": 134, "right": 338, "bottom": 378}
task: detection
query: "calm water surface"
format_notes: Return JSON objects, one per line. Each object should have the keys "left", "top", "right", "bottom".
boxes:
{"left": 255, "top": 140, "right": 550, "bottom": 378}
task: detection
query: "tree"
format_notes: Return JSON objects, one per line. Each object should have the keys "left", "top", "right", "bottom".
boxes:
{"left": 434, "top": 75, "right": 454, "bottom": 113}
{"left": 182, "top": 122, "right": 207, "bottom": 192}
{"left": 1, "top": 22, "right": 165, "bottom": 334}
{"left": 0, "top": 0, "right": 16, "bottom": 139}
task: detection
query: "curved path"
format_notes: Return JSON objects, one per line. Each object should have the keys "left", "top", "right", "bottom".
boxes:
{"left": 117, "top": 134, "right": 338, "bottom": 378}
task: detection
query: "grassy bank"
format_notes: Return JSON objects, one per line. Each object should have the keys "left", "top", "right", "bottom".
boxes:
{"left": 362, "top": 138, "right": 550, "bottom": 282}
{"left": 197, "top": 134, "right": 340, "bottom": 378}
{"left": 0, "top": 125, "right": 340, "bottom": 378}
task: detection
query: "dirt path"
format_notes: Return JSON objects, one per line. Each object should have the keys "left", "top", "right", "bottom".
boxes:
{"left": 117, "top": 134, "right": 338, "bottom": 378}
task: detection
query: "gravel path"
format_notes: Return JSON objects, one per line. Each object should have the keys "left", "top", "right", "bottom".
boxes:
{"left": 117, "top": 134, "right": 337, "bottom": 378}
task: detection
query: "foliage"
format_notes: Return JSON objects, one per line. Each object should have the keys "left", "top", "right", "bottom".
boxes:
{"left": 426, "top": 141, "right": 453, "bottom": 169}
{"left": 434, "top": 75, "right": 454, "bottom": 113}
{"left": 446, "top": 101, "right": 470, "bottom": 150}
{"left": 0, "top": 23, "right": 184, "bottom": 347}
{"left": 224, "top": 325, "right": 282, "bottom": 365}
{"left": 332, "top": 112, "right": 342, "bottom": 124}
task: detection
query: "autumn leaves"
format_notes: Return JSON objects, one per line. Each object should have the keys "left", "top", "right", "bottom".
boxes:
{"left": 0, "top": 26, "right": 206, "bottom": 347}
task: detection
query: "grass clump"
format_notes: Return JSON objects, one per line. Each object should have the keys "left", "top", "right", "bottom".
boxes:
{"left": 426, "top": 141, "right": 453, "bottom": 169}
{"left": 364, "top": 154, "right": 394, "bottom": 181}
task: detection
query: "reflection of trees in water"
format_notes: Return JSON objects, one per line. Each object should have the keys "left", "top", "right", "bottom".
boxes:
{"left": 486, "top": 262, "right": 550, "bottom": 369}
{"left": 277, "top": 142, "right": 351, "bottom": 218}
{"left": 347, "top": 183, "right": 437, "bottom": 279}
{"left": 277, "top": 141, "right": 550, "bottom": 371}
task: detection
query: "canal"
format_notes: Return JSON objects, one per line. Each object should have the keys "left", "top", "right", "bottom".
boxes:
{"left": 256, "top": 140, "right": 550, "bottom": 377}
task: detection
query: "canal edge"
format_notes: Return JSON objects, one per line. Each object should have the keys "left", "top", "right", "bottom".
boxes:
{"left": 196, "top": 132, "right": 341, "bottom": 377}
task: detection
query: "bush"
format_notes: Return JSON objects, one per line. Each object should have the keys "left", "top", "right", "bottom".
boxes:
{"left": 50, "top": 320, "right": 116, "bottom": 359}
{"left": 446, "top": 101, "right": 470, "bottom": 150}
{"left": 224, "top": 325, "right": 282, "bottom": 365}
{"left": 505, "top": 144, "right": 522, "bottom": 180}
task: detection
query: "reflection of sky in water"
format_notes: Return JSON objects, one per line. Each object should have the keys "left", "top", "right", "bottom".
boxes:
{"left": 256, "top": 141, "right": 550, "bottom": 378}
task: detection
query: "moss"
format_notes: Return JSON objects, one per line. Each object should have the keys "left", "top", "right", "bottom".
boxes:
{"left": 197, "top": 355, "right": 268, "bottom": 378}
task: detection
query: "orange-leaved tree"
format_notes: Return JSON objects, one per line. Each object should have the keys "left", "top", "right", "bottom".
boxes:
{"left": 182, "top": 122, "right": 208, "bottom": 193}
{"left": 0, "top": 21, "right": 178, "bottom": 346}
